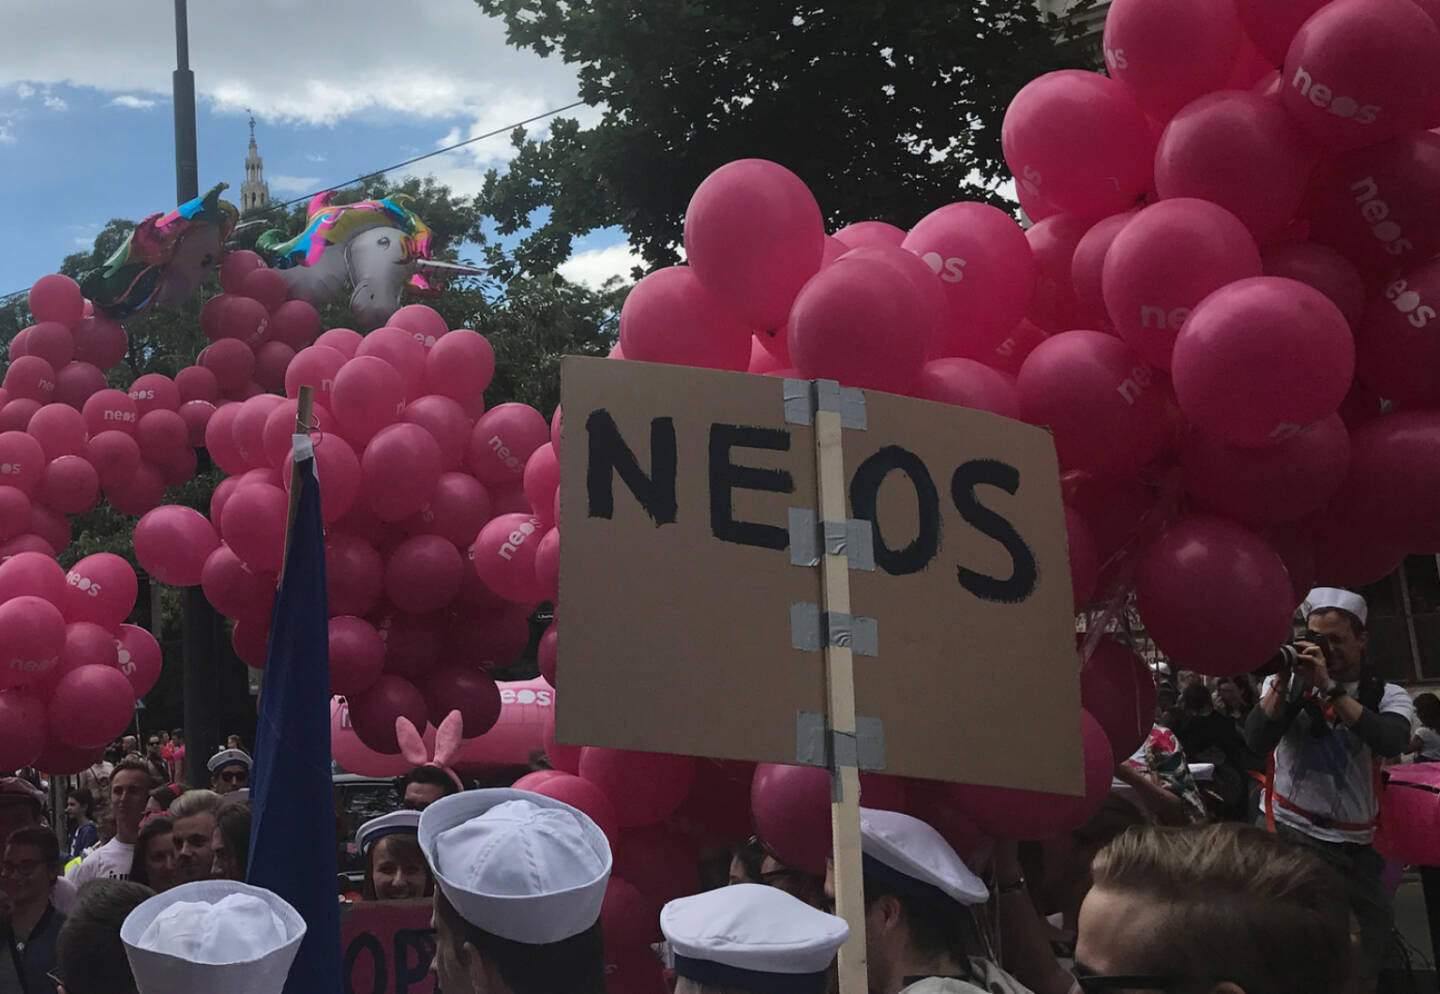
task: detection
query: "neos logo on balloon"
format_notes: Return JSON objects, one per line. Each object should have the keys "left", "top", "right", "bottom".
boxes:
{"left": 1290, "top": 66, "right": 1379, "bottom": 124}
{"left": 1386, "top": 279, "right": 1436, "bottom": 328}
{"left": 1351, "top": 177, "right": 1414, "bottom": 257}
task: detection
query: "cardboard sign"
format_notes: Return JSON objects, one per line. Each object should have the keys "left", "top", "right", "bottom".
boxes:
{"left": 557, "top": 357, "right": 1082, "bottom": 793}
{"left": 340, "top": 900, "right": 436, "bottom": 994}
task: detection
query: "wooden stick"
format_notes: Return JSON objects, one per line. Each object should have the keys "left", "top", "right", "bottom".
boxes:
{"left": 277, "top": 385, "right": 315, "bottom": 586}
{"left": 813, "top": 404, "right": 868, "bottom": 994}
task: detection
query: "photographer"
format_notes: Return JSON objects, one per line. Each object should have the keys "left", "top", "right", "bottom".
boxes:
{"left": 1244, "top": 587, "right": 1413, "bottom": 988}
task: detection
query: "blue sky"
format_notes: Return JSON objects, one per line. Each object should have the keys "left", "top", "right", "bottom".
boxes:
{"left": 0, "top": 0, "right": 640, "bottom": 298}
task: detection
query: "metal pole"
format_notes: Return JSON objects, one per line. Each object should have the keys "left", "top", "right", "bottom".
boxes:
{"left": 182, "top": 586, "right": 223, "bottom": 788}
{"left": 173, "top": 0, "right": 198, "bottom": 202}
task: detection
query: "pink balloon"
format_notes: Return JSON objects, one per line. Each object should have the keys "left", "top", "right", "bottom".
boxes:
{"left": 356, "top": 327, "right": 427, "bottom": 398}
{"left": 523, "top": 443, "right": 560, "bottom": 528}
{"left": 37, "top": 456, "right": 99, "bottom": 515}
{"left": 1102, "top": 0, "right": 1241, "bottom": 120}
{"left": 0, "top": 692, "right": 45, "bottom": 770}
{"left": 446, "top": 601, "right": 532, "bottom": 669}
{"left": 400, "top": 395, "right": 471, "bottom": 471}
{"left": 1281, "top": 0, "right": 1440, "bottom": 150}
{"left": 0, "top": 488, "right": 30, "bottom": 542}
{"left": 1136, "top": 515, "right": 1294, "bottom": 675}
{"left": 85, "top": 430, "right": 141, "bottom": 489}
{"left": 424, "top": 329, "right": 494, "bottom": 405}
{"left": 541, "top": 703, "right": 578, "bottom": 772}
{"left": 176, "top": 364, "right": 220, "bottom": 404}
{"left": 62, "top": 554, "right": 137, "bottom": 628}
{"left": 0, "top": 595, "right": 65, "bottom": 688}
{"left": 362, "top": 423, "right": 442, "bottom": 522}
{"left": 516, "top": 770, "right": 619, "bottom": 847}
{"left": 0, "top": 432, "right": 44, "bottom": 496}
{"left": 128, "top": 373, "right": 180, "bottom": 415}
{"left": 201, "top": 543, "right": 275, "bottom": 623}
{"left": 329, "top": 616, "right": 385, "bottom": 697}
{"left": 1355, "top": 263, "right": 1440, "bottom": 406}
{"left": 534, "top": 527, "right": 559, "bottom": 603}
{"left": 102, "top": 460, "right": 164, "bottom": 517}
{"left": 1235, "top": 0, "right": 1327, "bottom": 63}
{"left": 0, "top": 400, "right": 39, "bottom": 433}
{"left": 330, "top": 697, "right": 413, "bottom": 777}
{"left": 903, "top": 202, "right": 1036, "bottom": 350}
{"left": 7, "top": 331, "right": 27, "bottom": 362}
{"left": 952, "top": 710, "right": 1113, "bottom": 840}
{"left": 266, "top": 299, "right": 321, "bottom": 351}
{"left": 232, "top": 394, "right": 286, "bottom": 470}
{"left": 388, "top": 305, "right": 449, "bottom": 349}
{"left": 348, "top": 674, "right": 427, "bottom": 754}
{"left": 420, "top": 665, "right": 501, "bottom": 738}
{"left": 326, "top": 535, "right": 384, "bottom": 617}
{"left": 253, "top": 341, "right": 296, "bottom": 392}
{"left": 618, "top": 267, "right": 753, "bottom": 371}
{"left": 285, "top": 345, "right": 347, "bottom": 412}
{"left": 405, "top": 472, "right": 490, "bottom": 548}
{"left": 788, "top": 252, "right": 932, "bottom": 394}
{"left": 751, "top": 763, "right": 908, "bottom": 874}
{"left": 1024, "top": 214, "right": 1090, "bottom": 334}
{"left": 1102, "top": 199, "right": 1262, "bottom": 370}
{"left": 331, "top": 356, "right": 405, "bottom": 444}
{"left": 202, "top": 339, "right": 256, "bottom": 393}
{"left": 1181, "top": 415, "right": 1349, "bottom": 526}
{"left": 200, "top": 295, "right": 235, "bottom": 342}
{"left": 1003, "top": 70, "right": 1154, "bottom": 217}
{"left": 28, "top": 274, "right": 84, "bottom": 327}
{"left": 1306, "top": 131, "right": 1440, "bottom": 277}
{"left": 52, "top": 362, "right": 108, "bottom": 410}
{"left": 1065, "top": 506, "right": 1099, "bottom": 611}
{"left": 219, "top": 251, "right": 265, "bottom": 295}
{"left": 684, "top": 159, "right": 825, "bottom": 329}
{"left": 113, "top": 624, "right": 161, "bottom": 697}
{"left": 261, "top": 398, "right": 334, "bottom": 469}
{"left": 220, "top": 482, "right": 287, "bottom": 574}
{"left": 1080, "top": 638, "right": 1157, "bottom": 762}
{"left": 377, "top": 610, "right": 444, "bottom": 683}
{"left": 136, "top": 409, "right": 189, "bottom": 468}
{"left": 81, "top": 388, "right": 138, "bottom": 438}
{"left": 1155, "top": 91, "right": 1319, "bottom": 241}
{"left": 1326, "top": 410, "right": 1440, "bottom": 551}
{"left": 1017, "top": 330, "right": 1172, "bottom": 475}
{"left": 24, "top": 323, "right": 75, "bottom": 371}
{"left": 833, "top": 220, "right": 907, "bottom": 249}
{"left": 1260, "top": 241, "right": 1366, "bottom": 330}
{"left": 579, "top": 747, "right": 695, "bottom": 828}
{"left": 70, "top": 316, "right": 127, "bottom": 371}
{"left": 219, "top": 296, "right": 270, "bottom": 346}
{"left": 1172, "top": 276, "right": 1354, "bottom": 447}
{"left": 473, "top": 513, "right": 548, "bottom": 604}
{"left": 315, "top": 327, "right": 363, "bottom": 358}
{"left": 5, "top": 356, "right": 56, "bottom": 404}
{"left": 178, "top": 399, "right": 216, "bottom": 448}
{"left": 27, "top": 404, "right": 87, "bottom": 461}
{"left": 918, "top": 358, "right": 1020, "bottom": 419}
{"left": 49, "top": 664, "right": 133, "bottom": 748}
{"left": 230, "top": 618, "right": 269, "bottom": 669}
{"left": 134, "top": 505, "right": 220, "bottom": 586}
{"left": 384, "top": 534, "right": 463, "bottom": 614}
{"left": 0, "top": 554, "right": 64, "bottom": 608}
{"left": 59, "top": 622, "right": 117, "bottom": 677}
{"left": 240, "top": 267, "right": 289, "bottom": 314}
{"left": 27, "top": 504, "right": 69, "bottom": 557}
{"left": 468, "top": 403, "right": 549, "bottom": 486}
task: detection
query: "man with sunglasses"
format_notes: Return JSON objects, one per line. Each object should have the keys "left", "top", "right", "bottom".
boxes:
{"left": 206, "top": 748, "right": 251, "bottom": 796}
{"left": 1075, "top": 823, "right": 1351, "bottom": 994}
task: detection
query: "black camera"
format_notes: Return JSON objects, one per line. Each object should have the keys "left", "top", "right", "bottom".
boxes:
{"left": 1269, "top": 629, "right": 1332, "bottom": 671}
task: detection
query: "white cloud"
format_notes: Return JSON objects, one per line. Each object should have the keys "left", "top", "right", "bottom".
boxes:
{"left": 267, "top": 174, "right": 322, "bottom": 195}
{"left": 304, "top": 152, "right": 326, "bottom": 163}
{"left": 0, "top": 123, "right": 15, "bottom": 145}
{"left": 42, "top": 94, "right": 66, "bottom": 111}
{"left": 559, "top": 242, "right": 645, "bottom": 287}
{"left": 110, "top": 94, "right": 156, "bottom": 110}
{"left": 14, "top": 83, "right": 33, "bottom": 99}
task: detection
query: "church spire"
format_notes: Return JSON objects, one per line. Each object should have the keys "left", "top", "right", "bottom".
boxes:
{"left": 241, "top": 109, "right": 270, "bottom": 214}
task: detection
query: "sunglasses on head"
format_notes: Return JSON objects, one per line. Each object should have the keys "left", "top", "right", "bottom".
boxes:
{"left": 1073, "top": 961, "right": 1186, "bottom": 994}
{"left": 219, "top": 770, "right": 247, "bottom": 783}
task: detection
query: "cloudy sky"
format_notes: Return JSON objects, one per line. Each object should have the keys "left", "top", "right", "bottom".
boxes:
{"left": 0, "top": 0, "right": 641, "bottom": 296}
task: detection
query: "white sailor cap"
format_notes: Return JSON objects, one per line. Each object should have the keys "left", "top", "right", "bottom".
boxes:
{"left": 121, "top": 880, "right": 305, "bottom": 994}
{"left": 418, "top": 788, "right": 611, "bottom": 945}
{"left": 358, "top": 810, "right": 421, "bottom": 854}
{"left": 207, "top": 749, "right": 252, "bottom": 773}
{"left": 1304, "top": 587, "right": 1368, "bottom": 626}
{"left": 661, "top": 884, "right": 848, "bottom": 994}
{"left": 859, "top": 806, "right": 989, "bottom": 908}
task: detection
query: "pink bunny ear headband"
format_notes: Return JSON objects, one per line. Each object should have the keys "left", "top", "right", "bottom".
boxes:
{"left": 396, "top": 709, "right": 465, "bottom": 793}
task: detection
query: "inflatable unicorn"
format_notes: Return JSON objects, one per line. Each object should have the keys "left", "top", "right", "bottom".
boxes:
{"left": 257, "top": 191, "right": 484, "bottom": 329}
{"left": 81, "top": 183, "right": 239, "bottom": 318}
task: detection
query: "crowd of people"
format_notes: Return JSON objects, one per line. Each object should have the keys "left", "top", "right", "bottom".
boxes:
{"left": 0, "top": 584, "right": 1431, "bottom": 994}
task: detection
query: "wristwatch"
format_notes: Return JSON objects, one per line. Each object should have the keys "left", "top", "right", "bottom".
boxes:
{"left": 1323, "top": 682, "right": 1348, "bottom": 703}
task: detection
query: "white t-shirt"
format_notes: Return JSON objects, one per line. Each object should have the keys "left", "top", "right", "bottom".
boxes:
{"left": 901, "top": 959, "right": 1038, "bottom": 994}
{"left": 51, "top": 876, "right": 77, "bottom": 913}
{"left": 65, "top": 839, "right": 135, "bottom": 886}
{"left": 1414, "top": 726, "right": 1440, "bottom": 762}
{"left": 1260, "top": 675, "right": 1416, "bottom": 844}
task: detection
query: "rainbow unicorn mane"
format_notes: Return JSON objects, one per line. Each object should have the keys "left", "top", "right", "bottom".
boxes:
{"left": 256, "top": 192, "right": 436, "bottom": 290}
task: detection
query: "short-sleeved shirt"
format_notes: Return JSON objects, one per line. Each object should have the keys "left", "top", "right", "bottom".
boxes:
{"left": 1261, "top": 675, "right": 1415, "bottom": 844}
{"left": 64, "top": 839, "right": 134, "bottom": 887}
{"left": 1414, "top": 726, "right": 1440, "bottom": 763}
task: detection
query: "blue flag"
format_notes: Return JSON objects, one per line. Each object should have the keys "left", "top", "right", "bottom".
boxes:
{"left": 248, "top": 434, "right": 343, "bottom": 994}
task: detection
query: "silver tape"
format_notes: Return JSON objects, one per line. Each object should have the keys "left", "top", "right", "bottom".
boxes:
{"left": 789, "top": 603, "right": 879, "bottom": 656}
{"left": 783, "top": 379, "right": 814, "bottom": 426}
{"left": 291, "top": 433, "right": 315, "bottom": 462}
{"left": 788, "top": 510, "right": 876, "bottom": 571}
{"left": 796, "top": 711, "right": 887, "bottom": 771}
{"left": 781, "top": 378, "right": 867, "bottom": 429}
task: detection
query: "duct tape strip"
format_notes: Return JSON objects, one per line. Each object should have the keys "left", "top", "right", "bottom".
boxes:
{"left": 782, "top": 378, "right": 868, "bottom": 429}
{"left": 788, "top": 509, "right": 877, "bottom": 570}
{"left": 795, "top": 711, "right": 887, "bottom": 771}
{"left": 790, "top": 602, "right": 879, "bottom": 656}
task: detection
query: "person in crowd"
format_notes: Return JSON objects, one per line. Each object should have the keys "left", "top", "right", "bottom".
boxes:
{"left": 167, "top": 730, "right": 184, "bottom": 782}
{"left": 67, "top": 760, "right": 153, "bottom": 887}
{"left": 120, "top": 737, "right": 140, "bottom": 761}
{"left": 167, "top": 790, "right": 223, "bottom": 886}
{"left": 1115, "top": 723, "right": 1207, "bottom": 825}
{"left": 357, "top": 811, "right": 432, "bottom": 900}
{"left": 1172, "top": 680, "right": 1260, "bottom": 821}
{"left": 661, "top": 883, "right": 849, "bottom": 994}
{"left": 1077, "top": 823, "right": 1352, "bottom": 994}
{"left": 0, "top": 827, "right": 66, "bottom": 991}
{"left": 1409, "top": 691, "right": 1440, "bottom": 761}
{"left": 1245, "top": 587, "right": 1414, "bottom": 986}
{"left": 52, "top": 879, "right": 154, "bottom": 994}
{"left": 206, "top": 748, "right": 251, "bottom": 796}
{"left": 828, "top": 806, "right": 1034, "bottom": 994}
{"left": 143, "top": 785, "right": 178, "bottom": 820}
{"left": 225, "top": 734, "right": 244, "bottom": 751}
{"left": 418, "top": 789, "right": 610, "bottom": 994}
{"left": 157, "top": 732, "right": 173, "bottom": 776}
{"left": 728, "top": 836, "right": 765, "bottom": 886}
{"left": 1214, "top": 675, "right": 1256, "bottom": 726}
{"left": 398, "top": 765, "right": 461, "bottom": 811}
{"left": 758, "top": 851, "right": 829, "bottom": 909}
{"left": 211, "top": 803, "right": 252, "bottom": 882}
{"left": 0, "top": 780, "right": 46, "bottom": 856}
{"left": 127, "top": 817, "right": 177, "bottom": 894}
{"left": 76, "top": 757, "right": 113, "bottom": 820}
{"left": 120, "top": 880, "right": 305, "bottom": 994}
{"left": 65, "top": 789, "right": 98, "bottom": 862}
